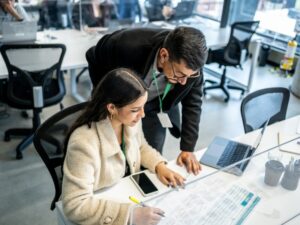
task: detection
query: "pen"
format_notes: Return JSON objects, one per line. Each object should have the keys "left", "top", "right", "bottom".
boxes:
{"left": 129, "top": 196, "right": 146, "bottom": 207}
{"left": 129, "top": 196, "right": 165, "bottom": 217}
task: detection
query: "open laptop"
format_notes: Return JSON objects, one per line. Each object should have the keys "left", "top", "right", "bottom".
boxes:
{"left": 1, "top": 20, "right": 37, "bottom": 43}
{"left": 200, "top": 119, "right": 270, "bottom": 176}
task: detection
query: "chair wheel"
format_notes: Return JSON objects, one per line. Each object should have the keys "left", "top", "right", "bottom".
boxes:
{"left": 16, "top": 151, "right": 23, "bottom": 160}
{"left": 4, "top": 135, "right": 10, "bottom": 142}
{"left": 21, "top": 111, "right": 29, "bottom": 119}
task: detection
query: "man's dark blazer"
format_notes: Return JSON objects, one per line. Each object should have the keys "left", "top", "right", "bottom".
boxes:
{"left": 86, "top": 28, "right": 203, "bottom": 152}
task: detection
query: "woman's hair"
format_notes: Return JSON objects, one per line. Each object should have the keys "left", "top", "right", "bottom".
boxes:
{"left": 67, "top": 68, "right": 147, "bottom": 137}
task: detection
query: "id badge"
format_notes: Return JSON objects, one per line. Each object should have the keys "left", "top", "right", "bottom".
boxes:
{"left": 157, "top": 112, "right": 173, "bottom": 128}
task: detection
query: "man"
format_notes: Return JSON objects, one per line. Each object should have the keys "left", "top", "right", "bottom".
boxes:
{"left": 86, "top": 27, "right": 207, "bottom": 174}
{"left": 144, "top": 0, "right": 174, "bottom": 21}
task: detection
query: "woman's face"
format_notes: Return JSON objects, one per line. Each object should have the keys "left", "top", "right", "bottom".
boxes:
{"left": 114, "top": 92, "right": 148, "bottom": 127}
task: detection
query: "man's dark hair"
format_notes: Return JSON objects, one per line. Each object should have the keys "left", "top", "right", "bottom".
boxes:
{"left": 163, "top": 26, "right": 208, "bottom": 70}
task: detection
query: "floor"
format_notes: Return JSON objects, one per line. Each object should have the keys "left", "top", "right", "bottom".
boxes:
{"left": 0, "top": 63, "right": 299, "bottom": 225}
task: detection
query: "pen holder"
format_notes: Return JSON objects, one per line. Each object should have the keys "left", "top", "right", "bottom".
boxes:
{"left": 281, "top": 160, "right": 300, "bottom": 191}
{"left": 264, "top": 160, "right": 284, "bottom": 186}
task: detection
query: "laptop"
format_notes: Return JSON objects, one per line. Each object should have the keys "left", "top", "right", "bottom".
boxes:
{"left": 200, "top": 119, "right": 270, "bottom": 176}
{"left": 1, "top": 20, "right": 37, "bottom": 43}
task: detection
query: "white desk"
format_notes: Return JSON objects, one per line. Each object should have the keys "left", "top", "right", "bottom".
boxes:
{"left": 56, "top": 115, "right": 300, "bottom": 225}
{"left": 0, "top": 29, "right": 102, "bottom": 102}
{"left": 0, "top": 25, "right": 259, "bottom": 102}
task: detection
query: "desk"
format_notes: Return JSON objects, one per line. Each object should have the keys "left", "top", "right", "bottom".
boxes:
{"left": 0, "top": 29, "right": 102, "bottom": 102}
{"left": 56, "top": 115, "right": 300, "bottom": 225}
{"left": 0, "top": 25, "right": 259, "bottom": 102}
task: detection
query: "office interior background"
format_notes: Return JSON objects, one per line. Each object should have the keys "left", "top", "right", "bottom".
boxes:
{"left": 1, "top": 0, "right": 300, "bottom": 224}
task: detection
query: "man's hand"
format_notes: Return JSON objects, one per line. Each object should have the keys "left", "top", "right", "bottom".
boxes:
{"left": 176, "top": 151, "right": 201, "bottom": 175}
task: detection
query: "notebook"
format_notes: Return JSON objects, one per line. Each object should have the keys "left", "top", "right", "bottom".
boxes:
{"left": 200, "top": 119, "right": 270, "bottom": 176}
{"left": 1, "top": 20, "right": 37, "bottom": 43}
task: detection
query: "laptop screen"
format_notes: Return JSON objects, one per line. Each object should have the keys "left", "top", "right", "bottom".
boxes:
{"left": 200, "top": 118, "right": 270, "bottom": 176}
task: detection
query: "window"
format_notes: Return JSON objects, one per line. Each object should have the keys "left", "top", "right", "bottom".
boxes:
{"left": 229, "top": 0, "right": 300, "bottom": 39}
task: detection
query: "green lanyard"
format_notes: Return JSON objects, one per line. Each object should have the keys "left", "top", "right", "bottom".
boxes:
{"left": 152, "top": 70, "right": 172, "bottom": 112}
{"left": 121, "top": 125, "right": 126, "bottom": 156}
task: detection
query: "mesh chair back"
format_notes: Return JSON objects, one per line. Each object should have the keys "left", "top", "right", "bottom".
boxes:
{"left": 0, "top": 44, "right": 66, "bottom": 108}
{"left": 241, "top": 87, "right": 290, "bottom": 133}
{"left": 224, "top": 21, "right": 259, "bottom": 65}
{"left": 33, "top": 102, "right": 87, "bottom": 210}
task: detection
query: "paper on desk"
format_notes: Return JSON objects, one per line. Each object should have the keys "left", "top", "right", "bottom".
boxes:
{"left": 279, "top": 133, "right": 300, "bottom": 155}
{"left": 146, "top": 179, "right": 260, "bottom": 225}
{"left": 148, "top": 178, "right": 227, "bottom": 225}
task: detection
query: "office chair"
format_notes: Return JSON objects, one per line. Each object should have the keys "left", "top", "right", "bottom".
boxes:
{"left": 240, "top": 87, "right": 290, "bottom": 133}
{"left": 33, "top": 102, "right": 87, "bottom": 210}
{"left": 0, "top": 44, "right": 66, "bottom": 159}
{"left": 204, "top": 21, "right": 260, "bottom": 102}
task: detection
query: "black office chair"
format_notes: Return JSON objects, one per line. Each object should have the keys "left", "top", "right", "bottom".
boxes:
{"left": 240, "top": 87, "right": 290, "bottom": 133}
{"left": 33, "top": 102, "right": 87, "bottom": 210}
{"left": 0, "top": 44, "right": 66, "bottom": 159}
{"left": 204, "top": 21, "right": 260, "bottom": 102}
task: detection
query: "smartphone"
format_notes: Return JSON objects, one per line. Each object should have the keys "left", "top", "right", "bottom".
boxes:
{"left": 130, "top": 171, "right": 159, "bottom": 196}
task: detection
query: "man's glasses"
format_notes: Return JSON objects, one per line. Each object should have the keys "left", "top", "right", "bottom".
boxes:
{"left": 170, "top": 62, "right": 200, "bottom": 79}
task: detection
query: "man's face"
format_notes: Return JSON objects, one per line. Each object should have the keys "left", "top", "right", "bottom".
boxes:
{"left": 158, "top": 48, "right": 199, "bottom": 85}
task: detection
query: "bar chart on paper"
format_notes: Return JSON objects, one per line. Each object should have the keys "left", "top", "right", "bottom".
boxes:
{"left": 147, "top": 180, "right": 260, "bottom": 225}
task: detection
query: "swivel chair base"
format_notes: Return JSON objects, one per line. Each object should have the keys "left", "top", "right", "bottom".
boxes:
{"left": 204, "top": 68, "right": 245, "bottom": 102}
{"left": 4, "top": 128, "right": 34, "bottom": 159}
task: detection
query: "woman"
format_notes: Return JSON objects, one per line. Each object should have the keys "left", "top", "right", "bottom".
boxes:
{"left": 62, "top": 68, "right": 185, "bottom": 225}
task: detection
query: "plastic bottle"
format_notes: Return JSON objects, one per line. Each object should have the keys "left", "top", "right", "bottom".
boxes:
{"left": 280, "top": 39, "right": 298, "bottom": 71}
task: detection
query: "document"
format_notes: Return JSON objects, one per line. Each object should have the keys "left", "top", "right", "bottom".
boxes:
{"left": 146, "top": 179, "right": 260, "bottom": 225}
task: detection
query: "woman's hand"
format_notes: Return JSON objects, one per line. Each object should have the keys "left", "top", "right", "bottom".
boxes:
{"left": 155, "top": 162, "right": 185, "bottom": 188}
{"left": 132, "top": 206, "right": 164, "bottom": 225}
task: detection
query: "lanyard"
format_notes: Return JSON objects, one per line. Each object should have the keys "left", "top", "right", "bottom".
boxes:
{"left": 121, "top": 125, "right": 126, "bottom": 156}
{"left": 152, "top": 70, "right": 172, "bottom": 112}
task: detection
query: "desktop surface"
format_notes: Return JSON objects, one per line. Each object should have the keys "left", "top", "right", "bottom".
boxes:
{"left": 56, "top": 115, "right": 300, "bottom": 225}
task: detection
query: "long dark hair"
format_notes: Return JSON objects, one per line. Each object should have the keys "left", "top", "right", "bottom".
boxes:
{"left": 66, "top": 68, "right": 147, "bottom": 144}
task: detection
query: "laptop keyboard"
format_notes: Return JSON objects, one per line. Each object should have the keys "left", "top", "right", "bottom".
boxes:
{"left": 217, "top": 141, "right": 253, "bottom": 167}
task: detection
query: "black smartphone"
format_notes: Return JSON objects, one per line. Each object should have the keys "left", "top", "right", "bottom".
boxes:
{"left": 130, "top": 171, "right": 159, "bottom": 196}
